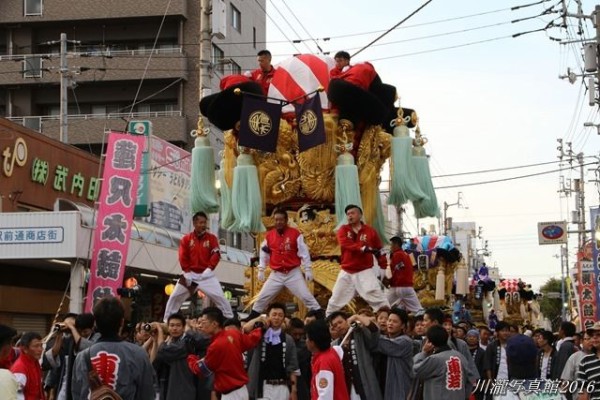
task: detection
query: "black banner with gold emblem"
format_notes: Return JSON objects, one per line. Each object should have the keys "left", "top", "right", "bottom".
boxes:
{"left": 295, "top": 94, "right": 325, "bottom": 152}
{"left": 238, "top": 96, "right": 282, "bottom": 153}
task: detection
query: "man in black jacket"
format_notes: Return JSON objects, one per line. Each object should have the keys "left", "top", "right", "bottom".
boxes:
{"left": 465, "top": 329, "right": 485, "bottom": 400}
{"left": 153, "top": 313, "right": 211, "bottom": 400}
{"left": 554, "top": 321, "right": 579, "bottom": 378}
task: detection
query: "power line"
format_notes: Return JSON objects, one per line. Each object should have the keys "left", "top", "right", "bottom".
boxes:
{"left": 128, "top": 0, "right": 173, "bottom": 118}
{"left": 352, "top": 0, "right": 435, "bottom": 58}
{"left": 434, "top": 161, "right": 598, "bottom": 189}
{"left": 432, "top": 159, "right": 564, "bottom": 178}
{"left": 267, "top": 0, "right": 314, "bottom": 54}
{"left": 370, "top": 35, "right": 514, "bottom": 61}
{"left": 255, "top": 0, "right": 303, "bottom": 54}
{"left": 281, "top": 0, "right": 324, "bottom": 54}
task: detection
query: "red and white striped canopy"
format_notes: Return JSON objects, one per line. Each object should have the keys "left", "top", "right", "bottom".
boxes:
{"left": 500, "top": 279, "right": 520, "bottom": 293}
{"left": 267, "top": 54, "right": 335, "bottom": 113}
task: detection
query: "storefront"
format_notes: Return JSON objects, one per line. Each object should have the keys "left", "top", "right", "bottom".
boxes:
{"left": 0, "top": 119, "right": 250, "bottom": 334}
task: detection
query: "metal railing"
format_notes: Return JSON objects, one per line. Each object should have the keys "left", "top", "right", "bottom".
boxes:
{"left": 6, "top": 110, "right": 183, "bottom": 124}
{"left": 0, "top": 46, "right": 184, "bottom": 62}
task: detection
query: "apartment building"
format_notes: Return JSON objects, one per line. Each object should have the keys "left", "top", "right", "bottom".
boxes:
{"left": 0, "top": 0, "right": 266, "bottom": 152}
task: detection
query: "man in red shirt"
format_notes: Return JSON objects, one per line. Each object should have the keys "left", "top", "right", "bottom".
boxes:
{"left": 329, "top": 51, "right": 351, "bottom": 79}
{"left": 163, "top": 211, "right": 234, "bottom": 321}
{"left": 386, "top": 236, "right": 422, "bottom": 313}
{"left": 325, "top": 204, "right": 389, "bottom": 316}
{"left": 188, "top": 307, "right": 263, "bottom": 400}
{"left": 305, "top": 320, "right": 349, "bottom": 400}
{"left": 10, "top": 332, "right": 45, "bottom": 400}
{"left": 245, "top": 49, "right": 276, "bottom": 95}
{"left": 245, "top": 209, "right": 322, "bottom": 321}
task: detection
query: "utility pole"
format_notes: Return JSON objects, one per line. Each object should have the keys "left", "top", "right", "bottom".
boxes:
{"left": 59, "top": 33, "right": 68, "bottom": 143}
{"left": 199, "top": 0, "right": 212, "bottom": 105}
{"left": 576, "top": 152, "right": 587, "bottom": 250}
{"left": 442, "top": 191, "right": 465, "bottom": 235}
{"left": 560, "top": 244, "right": 568, "bottom": 320}
{"left": 596, "top": 5, "right": 600, "bottom": 98}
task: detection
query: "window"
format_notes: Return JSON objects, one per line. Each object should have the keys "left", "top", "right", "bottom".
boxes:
{"left": 212, "top": 44, "right": 225, "bottom": 74}
{"left": 230, "top": 61, "right": 241, "bottom": 75}
{"left": 23, "top": 56, "right": 42, "bottom": 78}
{"left": 231, "top": 5, "right": 241, "bottom": 32}
{"left": 24, "top": 0, "right": 43, "bottom": 16}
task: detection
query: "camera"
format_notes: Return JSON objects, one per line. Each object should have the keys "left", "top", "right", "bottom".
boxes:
{"left": 53, "top": 323, "right": 69, "bottom": 333}
{"left": 142, "top": 323, "right": 153, "bottom": 332}
{"left": 117, "top": 284, "right": 142, "bottom": 298}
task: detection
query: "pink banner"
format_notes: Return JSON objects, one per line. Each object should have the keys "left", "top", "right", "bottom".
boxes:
{"left": 85, "top": 132, "right": 145, "bottom": 312}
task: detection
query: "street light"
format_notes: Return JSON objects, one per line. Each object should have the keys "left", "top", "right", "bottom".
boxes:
{"left": 443, "top": 192, "right": 467, "bottom": 235}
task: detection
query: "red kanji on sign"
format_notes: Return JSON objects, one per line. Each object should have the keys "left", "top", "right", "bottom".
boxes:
{"left": 446, "top": 356, "right": 463, "bottom": 390}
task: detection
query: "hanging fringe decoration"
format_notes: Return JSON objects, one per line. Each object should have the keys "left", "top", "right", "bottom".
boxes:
{"left": 455, "top": 260, "right": 468, "bottom": 295}
{"left": 190, "top": 118, "right": 219, "bottom": 214}
{"left": 218, "top": 157, "right": 235, "bottom": 230}
{"left": 388, "top": 108, "right": 427, "bottom": 206}
{"left": 372, "top": 186, "right": 389, "bottom": 244}
{"left": 229, "top": 150, "right": 265, "bottom": 233}
{"left": 335, "top": 120, "right": 362, "bottom": 228}
{"left": 412, "top": 125, "right": 440, "bottom": 219}
{"left": 435, "top": 266, "right": 445, "bottom": 300}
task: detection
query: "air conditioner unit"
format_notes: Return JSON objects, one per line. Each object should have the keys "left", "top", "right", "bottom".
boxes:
{"left": 212, "top": 0, "right": 227, "bottom": 39}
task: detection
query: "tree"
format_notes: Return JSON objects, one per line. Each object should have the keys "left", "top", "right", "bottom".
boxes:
{"left": 539, "top": 278, "right": 562, "bottom": 327}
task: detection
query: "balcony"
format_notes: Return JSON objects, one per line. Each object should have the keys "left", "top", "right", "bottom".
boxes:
{"left": 0, "top": 0, "right": 187, "bottom": 24}
{"left": 7, "top": 111, "right": 189, "bottom": 144}
{"left": 0, "top": 48, "right": 189, "bottom": 86}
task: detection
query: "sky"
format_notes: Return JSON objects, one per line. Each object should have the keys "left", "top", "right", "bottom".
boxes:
{"left": 263, "top": 0, "right": 600, "bottom": 291}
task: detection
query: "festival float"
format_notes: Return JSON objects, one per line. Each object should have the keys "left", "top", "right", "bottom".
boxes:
{"left": 193, "top": 54, "right": 470, "bottom": 316}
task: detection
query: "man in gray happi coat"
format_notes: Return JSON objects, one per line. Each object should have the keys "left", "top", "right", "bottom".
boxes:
{"left": 351, "top": 308, "right": 414, "bottom": 400}
{"left": 414, "top": 325, "right": 469, "bottom": 400}
{"left": 329, "top": 312, "right": 382, "bottom": 400}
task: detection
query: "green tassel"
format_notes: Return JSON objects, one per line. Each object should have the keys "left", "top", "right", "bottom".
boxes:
{"left": 412, "top": 147, "right": 440, "bottom": 218}
{"left": 190, "top": 136, "right": 219, "bottom": 214}
{"left": 388, "top": 125, "right": 427, "bottom": 206}
{"left": 218, "top": 159, "right": 235, "bottom": 230}
{"left": 373, "top": 186, "right": 389, "bottom": 245}
{"left": 335, "top": 153, "right": 363, "bottom": 228}
{"left": 229, "top": 153, "right": 265, "bottom": 233}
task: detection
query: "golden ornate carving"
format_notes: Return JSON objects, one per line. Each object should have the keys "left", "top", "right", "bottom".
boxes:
{"left": 254, "top": 120, "right": 302, "bottom": 205}
{"left": 294, "top": 207, "right": 340, "bottom": 257}
{"left": 357, "top": 126, "right": 391, "bottom": 226}
{"left": 296, "top": 114, "right": 338, "bottom": 202}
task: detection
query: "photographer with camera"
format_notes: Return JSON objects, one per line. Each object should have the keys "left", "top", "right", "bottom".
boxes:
{"left": 153, "top": 313, "right": 211, "bottom": 400}
{"left": 43, "top": 313, "right": 98, "bottom": 400}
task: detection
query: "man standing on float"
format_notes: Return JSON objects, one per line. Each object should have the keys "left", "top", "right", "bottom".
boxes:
{"left": 246, "top": 209, "right": 323, "bottom": 321}
{"left": 326, "top": 204, "right": 390, "bottom": 316}
{"left": 163, "top": 211, "right": 234, "bottom": 321}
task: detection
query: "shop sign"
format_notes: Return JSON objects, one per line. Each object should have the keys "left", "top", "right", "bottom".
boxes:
{"left": 2, "top": 135, "right": 100, "bottom": 201}
{"left": 0, "top": 226, "right": 63, "bottom": 244}
{"left": 537, "top": 221, "right": 567, "bottom": 245}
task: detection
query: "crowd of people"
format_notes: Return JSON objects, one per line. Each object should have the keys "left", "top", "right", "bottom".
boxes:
{"left": 2, "top": 300, "right": 599, "bottom": 400}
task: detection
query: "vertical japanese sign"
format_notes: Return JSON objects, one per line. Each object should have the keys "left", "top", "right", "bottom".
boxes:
{"left": 85, "top": 132, "right": 145, "bottom": 312}
{"left": 592, "top": 207, "right": 600, "bottom": 322}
